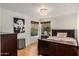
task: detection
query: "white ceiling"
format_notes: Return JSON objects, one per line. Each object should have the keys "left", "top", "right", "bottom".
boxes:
{"left": 1, "top": 3, "right": 79, "bottom": 18}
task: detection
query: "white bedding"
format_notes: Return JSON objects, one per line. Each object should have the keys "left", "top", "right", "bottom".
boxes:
{"left": 47, "top": 36, "right": 77, "bottom": 46}
{"left": 47, "top": 36, "right": 75, "bottom": 41}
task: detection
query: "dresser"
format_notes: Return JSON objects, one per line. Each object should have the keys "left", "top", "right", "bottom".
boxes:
{"left": 0, "top": 33, "right": 17, "bottom": 56}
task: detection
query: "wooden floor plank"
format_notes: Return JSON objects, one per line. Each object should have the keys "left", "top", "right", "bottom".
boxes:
{"left": 17, "top": 42, "right": 38, "bottom": 56}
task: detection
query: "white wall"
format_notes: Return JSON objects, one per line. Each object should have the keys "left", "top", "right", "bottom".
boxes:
{"left": 52, "top": 13, "right": 77, "bottom": 29}
{"left": 51, "top": 12, "right": 77, "bottom": 39}
{"left": 0, "top": 7, "right": 2, "bottom": 32}
{"left": 77, "top": 11, "right": 79, "bottom": 45}
{"left": 0, "top": 7, "right": 1, "bottom": 54}
{"left": 51, "top": 13, "right": 77, "bottom": 39}
{"left": 1, "top": 8, "right": 39, "bottom": 46}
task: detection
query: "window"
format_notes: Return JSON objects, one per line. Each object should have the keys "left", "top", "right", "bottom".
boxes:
{"left": 31, "top": 21, "right": 39, "bottom": 36}
{"left": 41, "top": 21, "right": 51, "bottom": 36}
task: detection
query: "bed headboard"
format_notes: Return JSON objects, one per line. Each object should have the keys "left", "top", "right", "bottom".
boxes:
{"left": 52, "top": 29, "right": 75, "bottom": 38}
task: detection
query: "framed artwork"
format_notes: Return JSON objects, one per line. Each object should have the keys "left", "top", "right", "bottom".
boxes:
{"left": 13, "top": 17, "right": 25, "bottom": 33}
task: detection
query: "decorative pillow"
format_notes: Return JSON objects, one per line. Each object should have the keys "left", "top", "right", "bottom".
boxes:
{"left": 57, "top": 32, "right": 67, "bottom": 38}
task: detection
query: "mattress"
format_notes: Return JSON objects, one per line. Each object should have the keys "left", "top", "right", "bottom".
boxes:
{"left": 42, "top": 36, "right": 78, "bottom": 46}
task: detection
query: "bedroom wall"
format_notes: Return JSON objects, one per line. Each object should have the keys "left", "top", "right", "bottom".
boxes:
{"left": 51, "top": 13, "right": 77, "bottom": 38}
{"left": 77, "top": 11, "right": 79, "bottom": 45}
{"left": 39, "top": 13, "right": 77, "bottom": 37}
{"left": 1, "top": 8, "right": 39, "bottom": 46}
{"left": 0, "top": 7, "right": 2, "bottom": 32}
{"left": 52, "top": 13, "right": 77, "bottom": 29}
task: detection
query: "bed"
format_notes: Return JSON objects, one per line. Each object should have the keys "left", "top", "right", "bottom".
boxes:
{"left": 46, "top": 29, "right": 78, "bottom": 46}
{"left": 38, "top": 29, "right": 79, "bottom": 56}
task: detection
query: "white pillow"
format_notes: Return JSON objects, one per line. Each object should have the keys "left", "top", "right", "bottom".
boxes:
{"left": 57, "top": 32, "right": 67, "bottom": 38}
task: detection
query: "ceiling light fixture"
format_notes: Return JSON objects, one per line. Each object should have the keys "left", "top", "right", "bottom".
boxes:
{"left": 40, "top": 8, "right": 48, "bottom": 16}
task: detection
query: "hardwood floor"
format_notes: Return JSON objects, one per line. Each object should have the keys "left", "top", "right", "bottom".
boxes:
{"left": 17, "top": 42, "right": 38, "bottom": 56}
{"left": 17, "top": 41, "right": 79, "bottom": 56}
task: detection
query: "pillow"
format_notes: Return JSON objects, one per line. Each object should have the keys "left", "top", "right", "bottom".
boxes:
{"left": 57, "top": 32, "right": 67, "bottom": 38}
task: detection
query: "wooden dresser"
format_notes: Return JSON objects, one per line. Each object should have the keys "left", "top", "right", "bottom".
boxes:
{"left": 0, "top": 33, "right": 17, "bottom": 56}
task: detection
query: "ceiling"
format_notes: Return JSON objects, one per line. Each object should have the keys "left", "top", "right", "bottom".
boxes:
{"left": 1, "top": 3, "right": 79, "bottom": 18}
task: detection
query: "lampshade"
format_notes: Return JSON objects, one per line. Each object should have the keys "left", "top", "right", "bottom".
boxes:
{"left": 40, "top": 8, "right": 48, "bottom": 16}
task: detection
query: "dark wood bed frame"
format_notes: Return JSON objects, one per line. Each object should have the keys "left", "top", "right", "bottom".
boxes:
{"left": 38, "top": 29, "right": 79, "bottom": 56}
{"left": 52, "top": 29, "right": 75, "bottom": 38}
